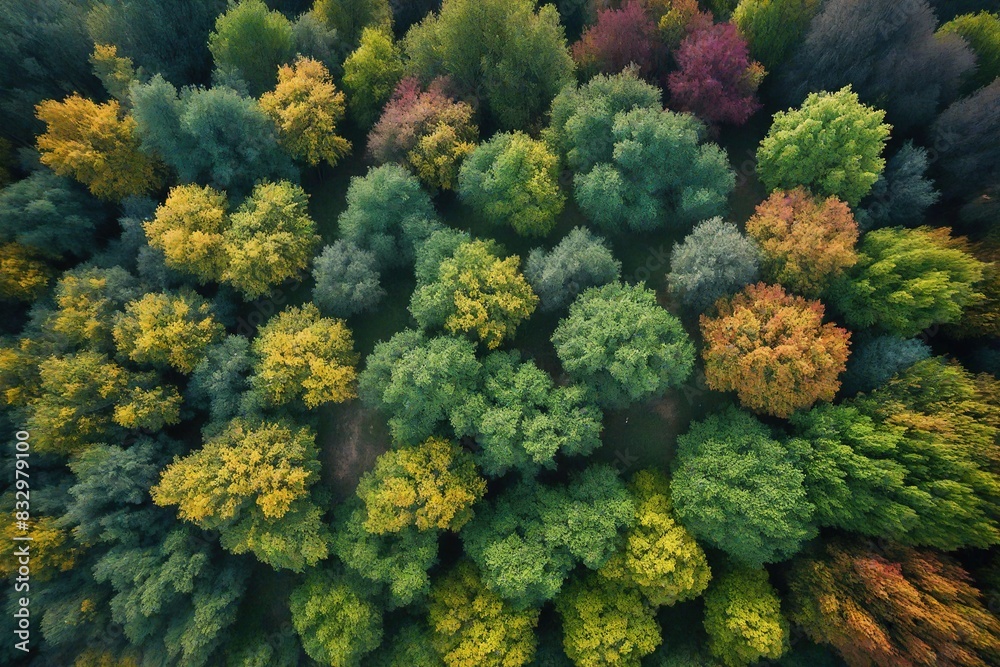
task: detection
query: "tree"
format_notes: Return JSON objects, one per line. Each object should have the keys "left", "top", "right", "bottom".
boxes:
{"left": 331, "top": 500, "right": 439, "bottom": 609}
{"left": 668, "top": 22, "right": 763, "bottom": 126}
{"left": 703, "top": 567, "right": 788, "bottom": 667}
{"left": 342, "top": 27, "right": 405, "bottom": 128}
{"left": 35, "top": 94, "right": 160, "bottom": 200}
{"left": 90, "top": 43, "right": 138, "bottom": 103}
{"left": 829, "top": 226, "right": 986, "bottom": 337}
{"left": 144, "top": 184, "right": 229, "bottom": 284}
{"left": 0, "top": 169, "right": 104, "bottom": 259}
{"left": 260, "top": 56, "right": 352, "bottom": 167}
{"left": 403, "top": 0, "right": 574, "bottom": 130}
{"left": 839, "top": 334, "right": 930, "bottom": 396}
{"left": 187, "top": 335, "right": 254, "bottom": 424}
{"left": 525, "top": 227, "right": 621, "bottom": 312}
{"left": 312, "top": 240, "right": 385, "bottom": 318}
{"left": 667, "top": 217, "right": 760, "bottom": 313}
{"left": 338, "top": 164, "right": 441, "bottom": 269}
{"left": 856, "top": 141, "right": 940, "bottom": 229}
{"left": 358, "top": 330, "right": 480, "bottom": 444}
{"left": 0, "top": 244, "right": 51, "bottom": 302}
{"left": 732, "top": 0, "right": 820, "bottom": 70}
{"left": 701, "top": 283, "right": 850, "bottom": 417}
{"left": 249, "top": 303, "right": 359, "bottom": 409}
{"left": 555, "top": 571, "right": 662, "bottom": 667}
{"left": 462, "top": 465, "right": 634, "bottom": 607}
{"left": 290, "top": 569, "right": 383, "bottom": 667}
{"left": 572, "top": 1, "right": 664, "bottom": 80}
{"left": 782, "top": 0, "right": 974, "bottom": 131}
{"left": 953, "top": 232, "right": 1000, "bottom": 338}
{"left": 369, "top": 622, "right": 442, "bottom": 667}
{"left": 788, "top": 540, "right": 1000, "bottom": 667}
{"left": 130, "top": 76, "right": 296, "bottom": 195}
{"left": 357, "top": 437, "right": 485, "bottom": 534}
{"left": 654, "top": 0, "right": 713, "bottom": 51}
{"left": 458, "top": 132, "right": 565, "bottom": 237}
{"left": 221, "top": 181, "right": 320, "bottom": 299}
{"left": 671, "top": 407, "right": 816, "bottom": 567}
{"left": 756, "top": 86, "right": 890, "bottom": 206}
{"left": 939, "top": 11, "right": 1000, "bottom": 92}
{"left": 573, "top": 106, "right": 735, "bottom": 232}
{"left": 208, "top": 0, "right": 294, "bottom": 97}
{"left": 314, "top": 0, "right": 392, "bottom": 48}
{"left": 113, "top": 290, "right": 224, "bottom": 373}
{"left": 428, "top": 561, "right": 539, "bottom": 667}
{"left": 410, "top": 239, "right": 538, "bottom": 349}
{"left": 368, "top": 77, "right": 478, "bottom": 191}
{"left": 552, "top": 282, "right": 695, "bottom": 409}
{"left": 931, "top": 79, "right": 1000, "bottom": 200}
{"left": 744, "top": 188, "right": 858, "bottom": 297}
{"left": 152, "top": 418, "right": 332, "bottom": 571}
{"left": 450, "top": 351, "right": 603, "bottom": 477}
{"left": 599, "top": 469, "right": 711, "bottom": 606}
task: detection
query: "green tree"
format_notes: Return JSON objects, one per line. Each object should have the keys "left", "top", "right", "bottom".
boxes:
{"left": 290, "top": 569, "right": 383, "bottom": 667}
{"left": 839, "top": 333, "right": 930, "bottom": 396}
{"left": 525, "top": 227, "right": 621, "bottom": 312}
{"left": 830, "top": 226, "right": 986, "bottom": 337}
{"left": 450, "top": 351, "right": 603, "bottom": 477}
{"left": 342, "top": 27, "right": 405, "bottom": 127}
{"left": 671, "top": 408, "right": 816, "bottom": 567}
{"left": 208, "top": 0, "right": 294, "bottom": 97}
{"left": 249, "top": 303, "right": 359, "bottom": 409}
{"left": 358, "top": 330, "right": 480, "bottom": 444}
{"left": 152, "top": 418, "right": 332, "bottom": 571}
{"left": 732, "top": 0, "right": 820, "bottom": 70}
{"left": 314, "top": 0, "right": 392, "bottom": 48}
{"left": 403, "top": 0, "right": 574, "bottom": 130}
{"left": 428, "top": 561, "right": 540, "bottom": 667}
{"left": 410, "top": 239, "right": 538, "bottom": 349}
{"left": 370, "top": 622, "right": 443, "bottom": 667}
{"left": 939, "top": 11, "right": 1000, "bottom": 92}
{"left": 357, "top": 437, "right": 486, "bottom": 534}
{"left": 600, "top": 470, "right": 711, "bottom": 607}
{"left": 221, "top": 181, "right": 320, "bottom": 299}
{"left": 113, "top": 290, "right": 224, "bottom": 374}
{"left": 144, "top": 184, "right": 229, "bottom": 284}
{"left": 462, "top": 465, "right": 634, "bottom": 607}
{"left": 187, "top": 335, "right": 254, "bottom": 424}
{"left": 552, "top": 282, "right": 695, "bottom": 409}
{"left": 458, "top": 131, "right": 565, "bottom": 237}
{"left": 703, "top": 567, "right": 788, "bottom": 667}
{"left": 756, "top": 86, "right": 890, "bottom": 206}
{"left": 555, "top": 571, "right": 662, "bottom": 667}
{"left": 338, "top": 164, "right": 441, "bottom": 269}
{"left": 312, "top": 239, "right": 385, "bottom": 318}
{"left": 667, "top": 217, "right": 760, "bottom": 313}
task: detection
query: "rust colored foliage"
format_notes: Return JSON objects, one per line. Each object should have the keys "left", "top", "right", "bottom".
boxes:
{"left": 789, "top": 539, "right": 1000, "bottom": 667}
{"left": 572, "top": 1, "right": 665, "bottom": 80}
{"left": 745, "top": 187, "right": 859, "bottom": 297}
{"left": 700, "top": 283, "right": 850, "bottom": 418}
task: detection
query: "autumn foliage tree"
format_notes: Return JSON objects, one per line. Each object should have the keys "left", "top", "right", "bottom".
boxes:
{"left": 744, "top": 187, "right": 858, "bottom": 297}
{"left": 36, "top": 94, "right": 160, "bottom": 200}
{"left": 700, "top": 283, "right": 850, "bottom": 418}
{"left": 144, "top": 184, "right": 229, "bottom": 284}
{"left": 703, "top": 567, "right": 788, "bottom": 667}
{"left": 0, "top": 244, "right": 52, "bottom": 302}
{"left": 667, "top": 22, "right": 764, "bottom": 126}
{"left": 572, "top": 1, "right": 664, "bottom": 80}
{"left": 249, "top": 303, "right": 359, "bottom": 409}
{"left": 260, "top": 56, "right": 352, "bottom": 167}
{"left": 788, "top": 539, "right": 1000, "bottom": 667}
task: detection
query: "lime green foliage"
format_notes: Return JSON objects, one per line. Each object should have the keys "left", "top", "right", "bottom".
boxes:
{"left": 732, "top": 0, "right": 820, "bottom": 70}
{"left": 601, "top": 470, "right": 711, "bottom": 606}
{"left": 343, "top": 27, "right": 405, "bottom": 127}
{"left": 830, "top": 226, "right": 985, "bottom": 337}
{"left": 290, "top": 569, "right": 383, "bottom": 667}
{"left": 704, "top": 567, "right": 789, "bottom": 667}
{"left": 939, "top": 12, "right": 1000, "bottom": 92}
{"left": 671, "top": 408, "right": 816, "bottom": 567}
{"left": 556, "top": 571, "right": 662, "bottom": 667}
{"left": 459, "top": 132, "right": 564, "bottom": 237}
{"left": 756, "top": 86, "right": 890, "bottom": 205}
{"left": 208, "top": 0, "right": 294, "bottom": 96}
{"left": 113, "top": 290, "right": 223, "bottom": 373}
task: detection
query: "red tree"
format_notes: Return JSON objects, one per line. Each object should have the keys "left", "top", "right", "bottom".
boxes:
{"left": 667, "top": 22, "right": 763, "bottom": 125}
{"left": 572, "top": 1, "right": 665, "bottom": 79}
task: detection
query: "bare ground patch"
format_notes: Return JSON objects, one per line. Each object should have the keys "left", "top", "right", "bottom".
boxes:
{"left": 318, "top": 400, "right": 392, "bottom": 500}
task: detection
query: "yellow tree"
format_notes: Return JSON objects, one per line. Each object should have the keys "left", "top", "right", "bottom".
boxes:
{"left": 250, "top": 303, "right": 359, "bottom": 408}
{"left": 90, "top": 44, "right": 138, "bottom": 103}
{"left": 35, "top": 94, "right": 160, "bottom": 200}
{"left": 113, "top": 290, "right": 224, "bottom": 374}
{"left": 0, "top": 513, "right": 77, "bottom": 582}
{"left": 260, "top": 57, "right": 352, "bottom": 167}
{"left": 49, "top": 267, "right": 140, "bottom": 352}
{"left": 0, "top": 243, "right": 51, "bottom": 302}
{"left": 357, "top": 437, "right": 486, "bottom": 534}
{"left": 144, "top": 185, "right": 230, "bottom": 283}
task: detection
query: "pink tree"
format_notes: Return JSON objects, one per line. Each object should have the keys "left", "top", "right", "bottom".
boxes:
{"left": 668, "top": 22, "right": 763, "bottom": 126}
{"left": 572, "top": 1, "right": 665, "bottom": 79}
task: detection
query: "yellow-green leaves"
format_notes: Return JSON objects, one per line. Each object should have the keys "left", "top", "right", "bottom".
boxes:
{"left": 113, "top": 290, "right": 223, "bottom": 373}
